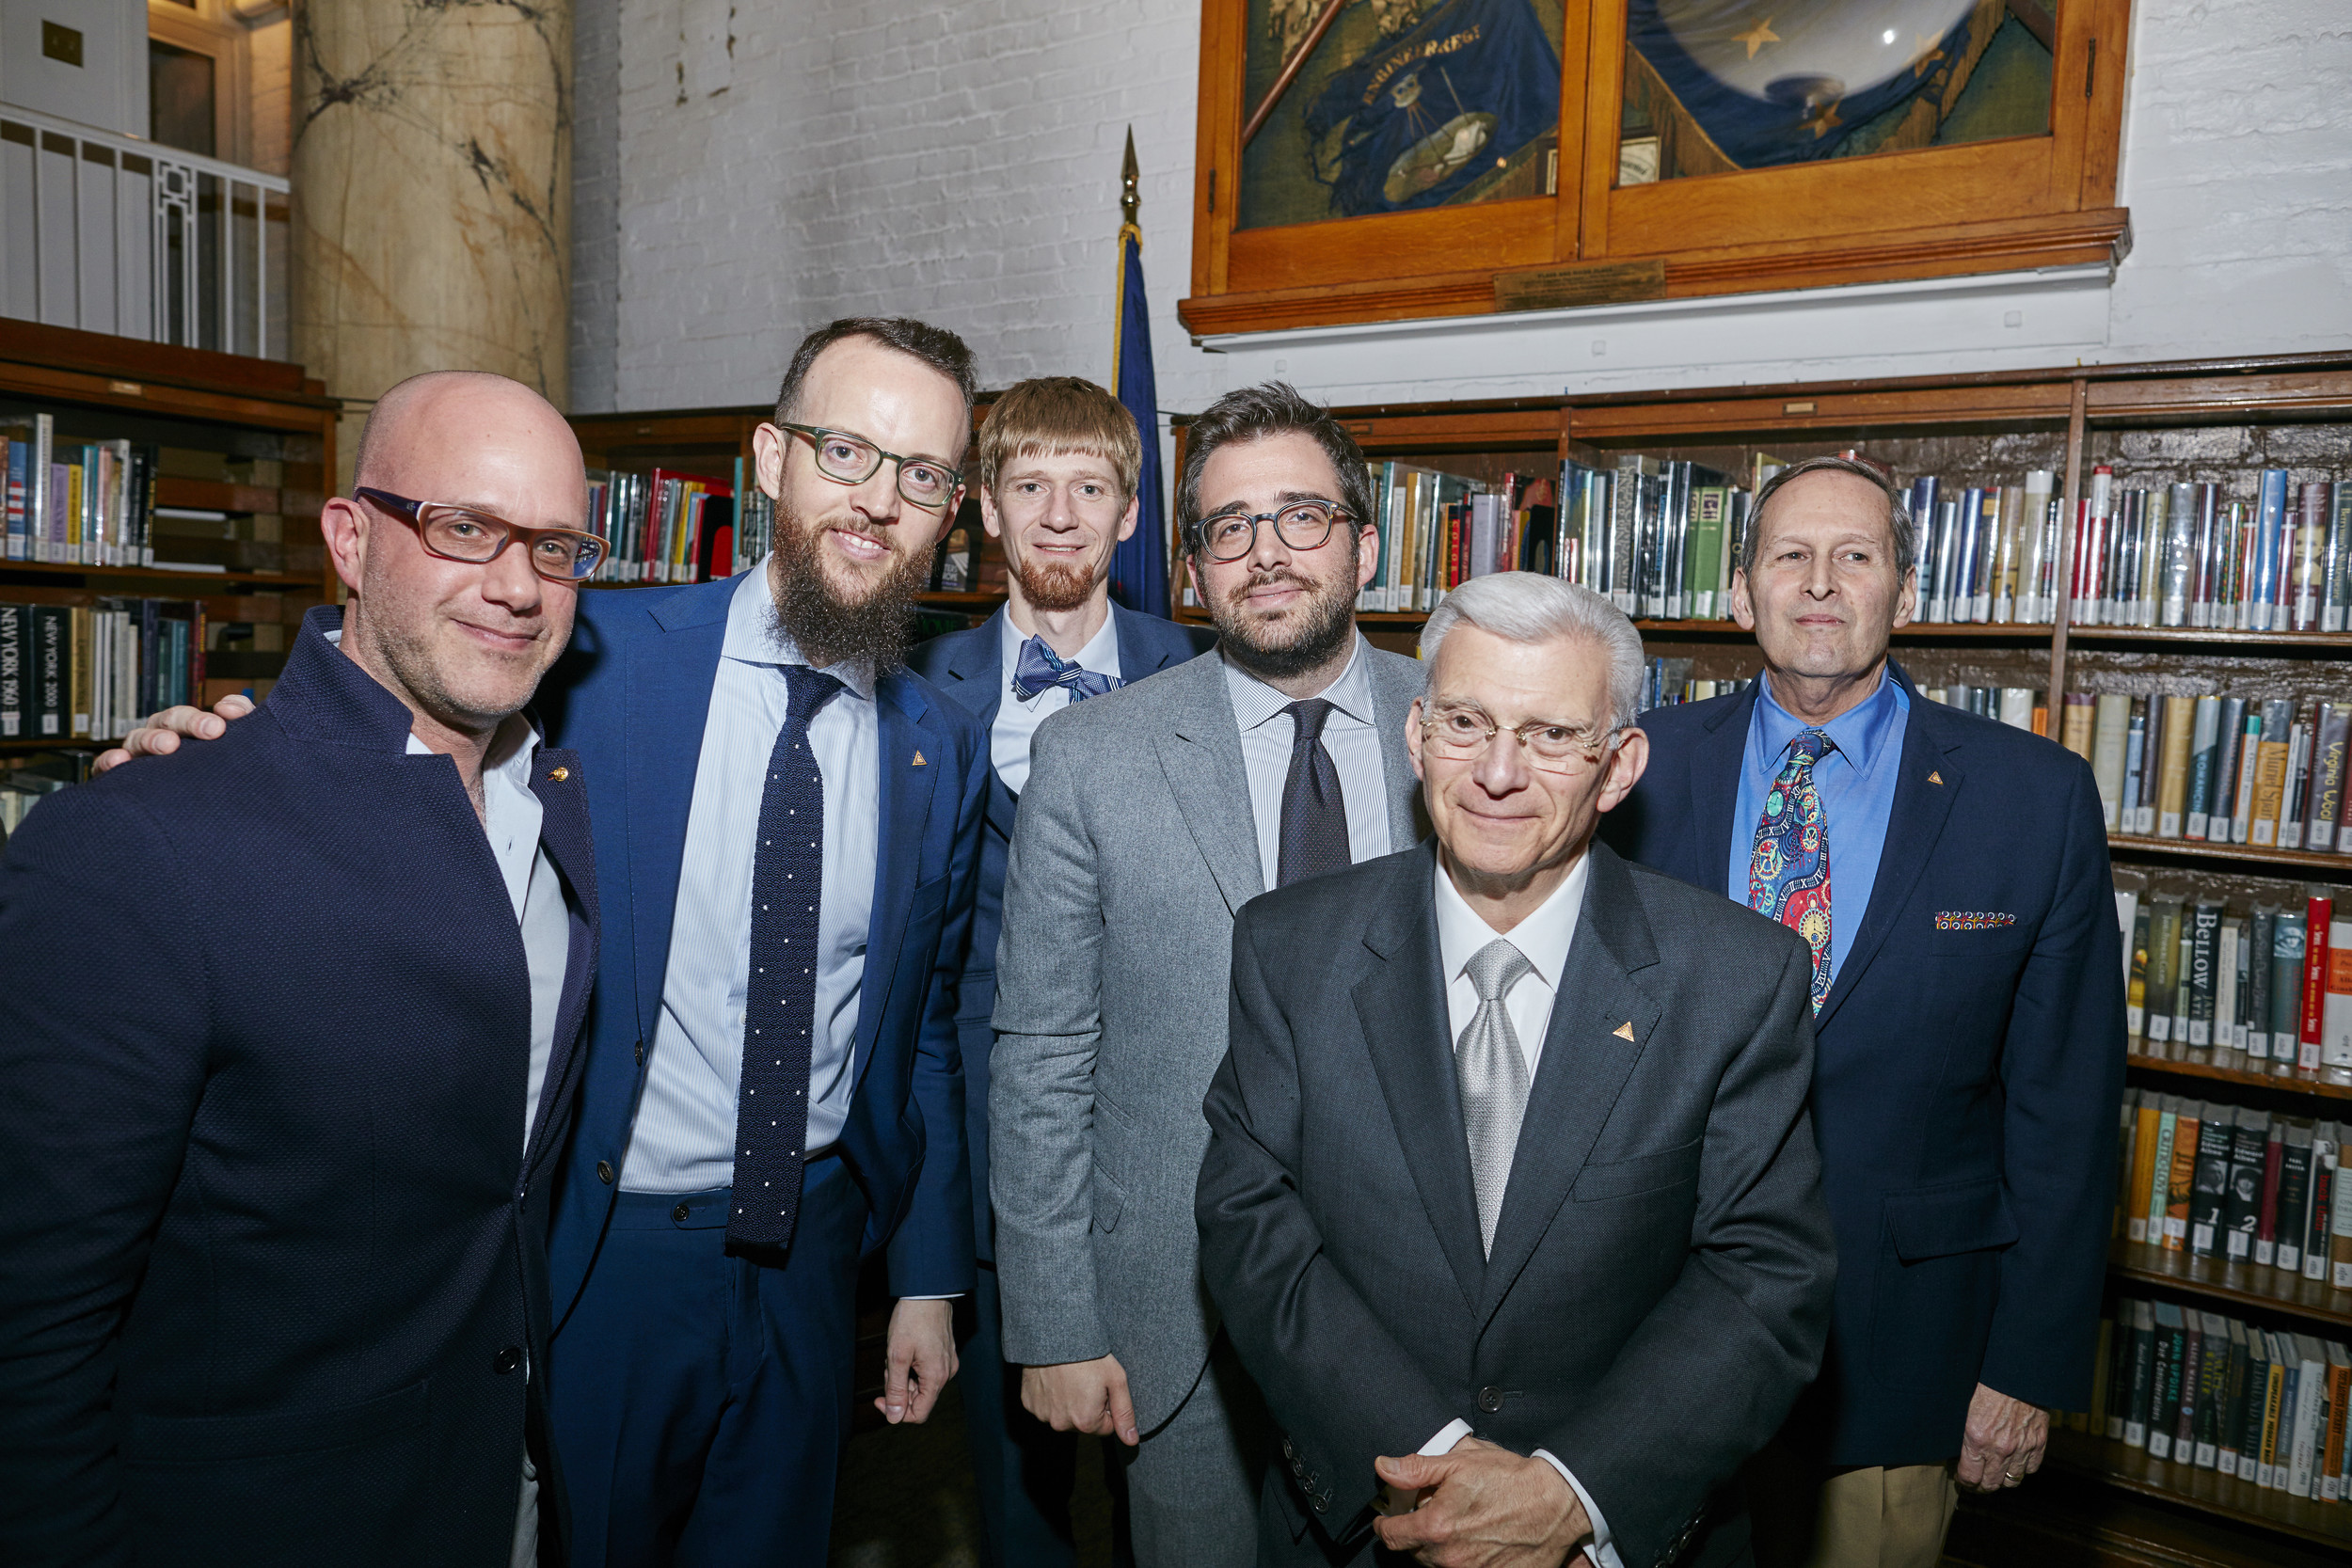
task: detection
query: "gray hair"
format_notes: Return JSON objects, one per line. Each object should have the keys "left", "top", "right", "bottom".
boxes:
{"left": 1418, "top": 573, "right": 1645, "bottom": 733}
{"left": 1742, "top": 453, "right": 1915, "bottom": 579}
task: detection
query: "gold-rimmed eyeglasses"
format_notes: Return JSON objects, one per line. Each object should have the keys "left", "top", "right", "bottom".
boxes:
{"left": 1191, "top": 499, "right": 1354, "bottom": 562}
{"left": 1419, "top": 702, "right": 1622, "bottom": 775}
{"left": 356, "top": 487, "right": 606, "bottom": 581}
{"left": 771, "top": 421, "right": 963, "bottom": 511}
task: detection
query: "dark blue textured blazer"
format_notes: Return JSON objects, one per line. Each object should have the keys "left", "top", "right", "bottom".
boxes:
{"left": 906, "top": 604, "right": 1214, "bottom": 1259}
{"left": 540, "top": 577, "right": 989, "bottom": 1318}
{"left": 0, "top": 608, "right": 600, "bottom": 1568}
{"left": 1601, "top": 660, "right": 2125, "bottom": 1466}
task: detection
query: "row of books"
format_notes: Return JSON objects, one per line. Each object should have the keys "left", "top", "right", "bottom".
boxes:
{"left": 3, "top": 415, "right": 161, "bottom": 566}
{"left": 2115, "top": 1088, "right": 2352, "bottom": 1279}
{"left": 2118, "top": 886, "right": 2352, "bottom": 1076}
{"left": 1929, "top": 684, "right": 2046, "bottom": 729}
{"left": 2071, "top": 467, "right": 2352, "bottom": 631}
{"left": 2087, "top": 1299, "right": 2351, "bottom": 1501}
{"left": 0, "top": 769, "right": 67, "bottom": 833}
{"left": 1635, "top": 664, "right": 1751, "bottom": 711}
{"left": 0, "top": 601, "right": 204, "bottom": 742}
{"left": 1903, "top": 471, "right": 2063, "bottom": 624}
{"left": 1554, "top": 455, "right": 1748, "bottom": 622}
{"left": 582, "top": 468, "right": 737, "bottom": 585}
{"left": 2075, "top": 690, "right": 2352, "bottom": 851}
{"left": 1355, "top": 463, "right": 1555, "bottom": 613}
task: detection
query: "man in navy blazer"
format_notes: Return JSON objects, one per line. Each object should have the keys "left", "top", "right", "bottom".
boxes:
{"left": 532, "top": 318, "right": 990, "bottom": 1564}
{"left": 1602, "top": 455, "right": 2124, "bottom": 1568}
{"left": 908, "top": 376, "right": 1213, "bottom": 1567}
{"left": 0, "top": 373, "right": 601, "bottom": 1567}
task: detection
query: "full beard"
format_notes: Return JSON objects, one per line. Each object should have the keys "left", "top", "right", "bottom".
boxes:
{"left": 765, "top": 492, "right": 931, "bottom": 672}
{"left": 1015, "top": 551, "right": 1097, "bottom": 612}
{"left": 1210, "top": 563, "right": 1357, "bottom": 682}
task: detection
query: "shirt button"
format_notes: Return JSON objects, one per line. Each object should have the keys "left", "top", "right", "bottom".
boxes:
{"left": 596, "top": 1160, "right": 615, "bottom": 1184}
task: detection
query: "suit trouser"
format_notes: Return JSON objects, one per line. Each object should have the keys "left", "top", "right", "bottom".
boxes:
{"left": 1123, "top": 1329, "right": 1269, "bottom": 1568}
{"left": 548, "top": 1157, "right": 866, "bottom": 1567}
{"left": 961, "top": 1259, "right": 1081, "bottom": 1568}
{"left": 1746, "top": 1441, "right": 1957, "bottom": 1568}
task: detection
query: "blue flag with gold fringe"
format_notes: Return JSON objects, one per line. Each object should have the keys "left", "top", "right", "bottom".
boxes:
{"left": 1111, "top": 223, "right": 1168, "bottom": 618}
{"left": 1304, "top": 0, "right": 1562, "bottom": 218}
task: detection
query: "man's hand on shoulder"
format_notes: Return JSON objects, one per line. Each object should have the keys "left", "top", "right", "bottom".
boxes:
{"left": 1957, "top": 1383, "right": 2047, "bottom": 1493}
{"left": 1373, "top": 1436, "right": 1591, "bottom": 1568}
{"left": 93, "top": 693, "right": 254, "bottom": 773}
{"left": 1019, "top": 1354, "right": 1138, "bottom": 1446}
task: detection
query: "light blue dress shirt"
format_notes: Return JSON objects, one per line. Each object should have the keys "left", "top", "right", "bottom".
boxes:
{"left": 992, "top": 610, "right": 1120, "bottom": 796}
{"left": 620, "top": 562, "right": 879, "bottom": 1193}
{"left": 1728, "top": 671, "right": 1910, "bottom": 987}
{"left": 1223, "top": 634, "right": 1392, "bottom": 887}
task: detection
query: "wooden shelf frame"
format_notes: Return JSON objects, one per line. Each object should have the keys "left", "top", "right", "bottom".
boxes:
{"left": 2045, "top": 1429, "right": 2352, "bottom": 1552}
{"left": 2126, "top": 1052, "right": 2352, "bottom": 1104}
{"left": 2109, "top": 1241, "right": 2352, "bottom": 1335}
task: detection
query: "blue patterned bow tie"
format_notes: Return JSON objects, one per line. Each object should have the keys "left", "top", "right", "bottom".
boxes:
{"left": 1011, "top": 635, "right": 1120, "bottom": 703}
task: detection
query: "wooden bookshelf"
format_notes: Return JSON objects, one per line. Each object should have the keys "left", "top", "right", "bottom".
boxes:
{"left": 1174, "top": 352, "right": 2352, "bottom": 1568}
{"left": 0, "top": 322, "right": 338, "bottom": 758}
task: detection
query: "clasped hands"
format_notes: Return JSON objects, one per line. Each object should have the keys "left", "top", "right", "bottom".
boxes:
{"left": 1373, "top": 1436, "right": 1592, "bottom": 1568}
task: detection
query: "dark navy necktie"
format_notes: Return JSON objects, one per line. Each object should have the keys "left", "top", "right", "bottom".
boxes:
{"left": 1277, "top": 698, "right": 1351, "bottom": 888}
{"left": 1010, "top": 634, "right": 1120, "bottom": 703}
{"left": 729, "top": 663, "right": 843, "bottom": 1252}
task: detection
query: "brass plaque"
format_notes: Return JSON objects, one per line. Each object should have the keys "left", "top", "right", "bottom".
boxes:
{"left": 1493, "top": 259, "right": 1667, "bottom": 314}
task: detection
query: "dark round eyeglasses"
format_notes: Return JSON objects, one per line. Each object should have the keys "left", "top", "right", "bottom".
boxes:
{"left": 1192, "top": 499, "right": 1354, "bottom": 562}
{"left": 356, "top": 488, "right": 607, "bottom": 582}
{"left": 771, "top": 422, "right": 963, "bottom": 511}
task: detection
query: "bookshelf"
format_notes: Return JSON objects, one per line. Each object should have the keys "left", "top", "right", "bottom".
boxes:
{"left": 0, "top": 322, "right": 338, "bottom": 778}
{"left": 565, "top": 402, "right": 1009, "bottom": 630}
{"left": 1168, "top": 350, "right": 2352, "bottom": 1565}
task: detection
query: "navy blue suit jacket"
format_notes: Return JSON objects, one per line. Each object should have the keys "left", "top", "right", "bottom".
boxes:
{"left": 0, "top": 609, "right": 600, "bottom": 1567}
{"left": 906, "top": 603, "right": 1215, "bottom": 1260}
{"left": 1601, "top": 661, "right": 2124, "bottom": 1466}
{"left": 541, "top": 577, "right": 989, "bottom": 1318}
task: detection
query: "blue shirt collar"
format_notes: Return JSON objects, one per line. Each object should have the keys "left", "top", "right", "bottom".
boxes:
{"left": 1753, "top": 667, "right": 1907, "bottom": 776}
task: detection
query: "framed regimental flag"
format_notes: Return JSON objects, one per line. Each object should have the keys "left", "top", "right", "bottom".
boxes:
{"left": 1183, "top": 0, "right": 2133, "bottom": 337}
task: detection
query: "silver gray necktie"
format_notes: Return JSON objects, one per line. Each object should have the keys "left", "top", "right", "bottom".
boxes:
{"left": 1457, "top": 938, "right": 1534, "bottom": 1257}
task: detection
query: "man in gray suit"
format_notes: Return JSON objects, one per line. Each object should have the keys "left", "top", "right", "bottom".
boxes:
{"left": 1199, "top": 573, "right": 1836, "bottom": 1568}
{"left": 990, "top": 383, "right": 1425, "bottom": 1568}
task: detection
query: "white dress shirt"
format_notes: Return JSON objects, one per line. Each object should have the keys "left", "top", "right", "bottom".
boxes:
{"left": 1422, "top": 850, "right": 1620, "bottom": 1568}
{"left": 992, "top": 610, "right": 1120, "bottom": 795}
{"left": 1223, "top": 634, "right": 1391, "bottom": 885}
{"left": 621, "top": 561, "right": 879, "bottom": 1192}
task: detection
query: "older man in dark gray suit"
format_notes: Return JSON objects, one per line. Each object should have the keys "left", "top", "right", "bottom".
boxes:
{"left": 990, "top": 384, "right": 1425, "bottom": 1568}
{"left": 1199, "top": 573, "right": 1836, "bottom": 1568}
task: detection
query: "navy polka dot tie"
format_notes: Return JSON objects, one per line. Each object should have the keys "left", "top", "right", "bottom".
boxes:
{"left": 729, "top": 664, "right": 842, "bottom": 1252}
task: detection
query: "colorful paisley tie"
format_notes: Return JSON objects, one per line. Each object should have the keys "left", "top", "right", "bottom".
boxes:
{"left": 1750, "top": 728, "right": 1836, "bottom": 1012}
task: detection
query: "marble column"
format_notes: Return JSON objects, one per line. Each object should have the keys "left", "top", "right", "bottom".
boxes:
{"left": 291, "top": 0, "right": 571, "bottom": 489}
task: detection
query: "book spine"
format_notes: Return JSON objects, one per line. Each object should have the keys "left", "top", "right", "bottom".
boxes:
{"left": 2188, "top": 900, "right": 2222, "bottom": 1048}
{"left": 2190, "top": 1105, "right": 2234, "bottom": 1255}
{"left": 2307, "top": 895, "right": 2335, "bottom": 1072}
{"left": 2280, "top": 1128, "right": 2313, "bottom": 1274}
{"left": 2185, "top": 694, "right": 2222, "bottom": 839}
{"left": 2215, "top": 695, "right": 2249, "bottom": 840}
{"left": 2225, "top": 1110, "right": 2269, "bottom": 1261}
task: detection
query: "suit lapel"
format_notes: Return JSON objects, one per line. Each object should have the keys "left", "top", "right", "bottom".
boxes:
{"left": 1113, "top": 602, "right": 1191, "bottom": 683}
{"left": 1692, "top": 684, "right": 1755, "bottom": 895}
{"left": 525, "top": 744, "right": 598, "bottom": 1178}
{"left": 626, "top": 592, "right": 731, "bottom": 1044}
{"left": 1365, "top": 647, "right": 1429, "bottom": 852}
{"left": 1152, "top": 656, "right": 1264, "bottom": 914}
{"left": 941, "top": 610, "right": 1007, "bottom": 732}
{"left": 1478, "top": 845, "right": 1662, "bottom": 1325}
{"left": 1354, "top": 845, "right": 1486, "bottom": 1311}
{"left": 1814, "top": 689, "right": 1959, "bottom": 1033}
{"left": 857, "top": 677, "right": 945, "bottom": 1074}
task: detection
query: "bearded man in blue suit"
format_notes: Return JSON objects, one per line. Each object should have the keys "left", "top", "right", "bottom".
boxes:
{"left": 908, "top": 376, "right": 1213, "bottom": 1568}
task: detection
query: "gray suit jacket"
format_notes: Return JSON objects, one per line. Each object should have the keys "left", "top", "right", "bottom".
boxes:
{"left": 1198, "top": 840, "right": 1836, "bottom": 1568}
{"left": 990, "top": 638, "right": 1426, "bottom": 1430}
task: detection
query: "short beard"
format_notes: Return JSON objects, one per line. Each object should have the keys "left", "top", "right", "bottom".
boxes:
{"left": 1210, "top": 562, "right": 1358, "bottom": 683}
{"left": 1016, "top": 553, "right": 1096, "bottom": 612}
{"left": 765, "top": 491, "right": 930, "bottom": 672}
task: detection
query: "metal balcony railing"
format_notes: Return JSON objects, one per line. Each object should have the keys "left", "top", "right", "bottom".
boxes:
{"left": 0, "top": 103, "right": 290, "bottom": 360}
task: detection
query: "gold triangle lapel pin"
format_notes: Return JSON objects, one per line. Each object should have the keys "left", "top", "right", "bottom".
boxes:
{"left": 912, "top": 751, "right": 927, "bottom": 767}
{"left": 1928, "top": 770, "right": 1944, "bottom": 785}
{"left": 1612, "top": 1021, "right": 1635, "bottom": 1041}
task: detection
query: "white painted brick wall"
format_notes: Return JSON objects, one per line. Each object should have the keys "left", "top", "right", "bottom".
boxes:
{"left": 579, "top": 0, "right": 2352, "bottom": 419}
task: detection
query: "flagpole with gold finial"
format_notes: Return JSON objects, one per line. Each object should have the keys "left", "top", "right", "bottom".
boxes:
{"left": 1114, "top": 128, "right": 1141, "bottom": 391}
